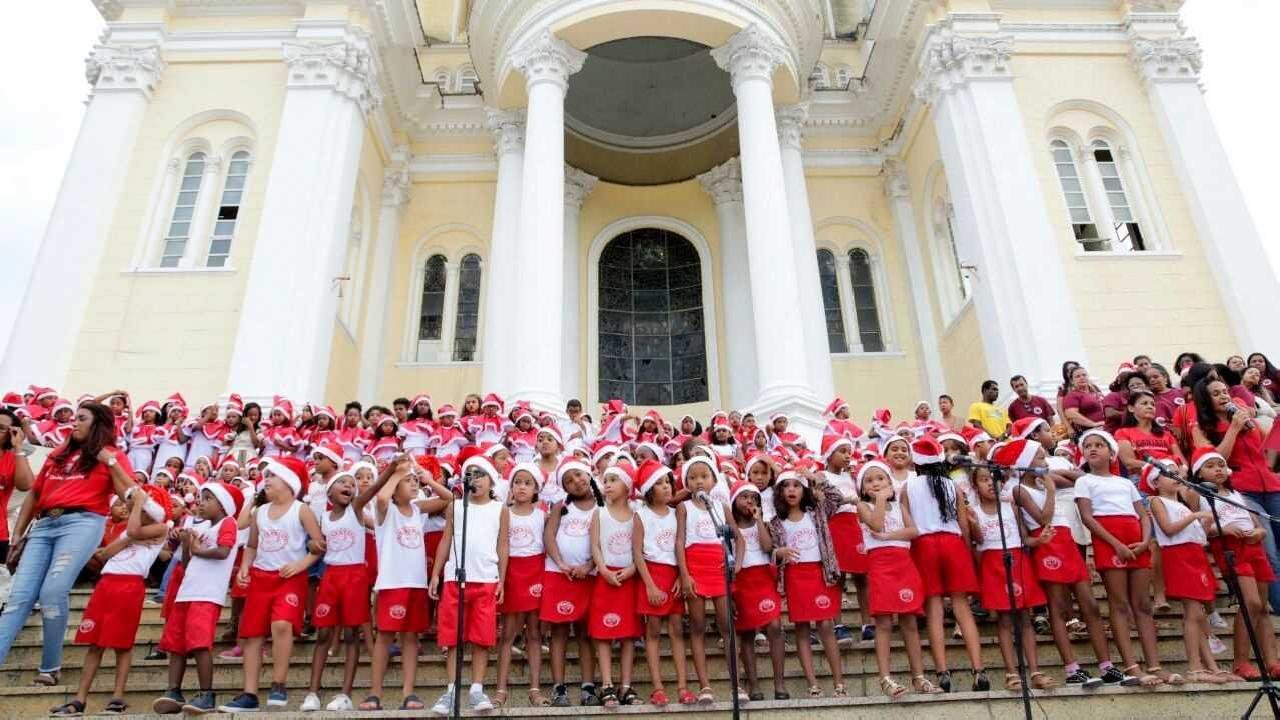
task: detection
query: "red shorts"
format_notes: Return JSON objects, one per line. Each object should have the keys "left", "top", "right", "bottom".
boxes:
{"left": 911, "top": 532, "right": 979, "bottom": 597}
{"left": 587, "top": 569, "right": 640, "bottom": 639}
{"left": 1162, "top": 542, "right": 1217, "bottom": 601}
{"left": 979, "top": 548, "right": 1046, "bottom": 611}
{"left": 425, "top": 530, "right": 444, "bottom": 573}
{"left": 500, "top": 554, "right": 546, "bottom": 614}
{"left": 363, "top": 534, "right": 378, "bottom": 588}
{"left": 158, "top": 601, "right": 222, "bottom": 654}
{"left": 1030, "top": 525, "right": 1090, "bottom": 585}
{"left": 867, "top": 547, "right": 924, "bottom": 616}
{"left": 314, "top": 563, "right": 371, "bottom": 628}
{"left": 160, "top": 562, "right": 185, "bottom": 620}
{"left": 75, "top": 574, "right": 146, "bottom": 649}
{"left": 375, "top": 587, "right": 430, "bottom": 633}
{"left": 783, "top": 562, "right": 841, "bottom": 623}
{"left": 684, "top": 543, "right": 726, "bottom": 598}
{"left": 228, "top": 548, "right": 249, "bottom": 599}
{"left": 436, "top": 581, "right": 499, "bottom": 648}
{"left": 732, "top": 564, "right": 782, "bottom": 631}
{"left": 539, "top": 570, "right": 591, "bottom": 624}
{"left": 1211, "top": 535, "right": 1276, "bottom": 582}
{"left": 828, "top": 513, "right": 868, "bottom": 574}
{"left": 239, "top": 568, "right": 308, "bottom": 638}
{"left": 1091, "top": 515, "right": 1151, "bottom": 571}
{"left": 636, "top": 562, "right": 683, "bottom": 617}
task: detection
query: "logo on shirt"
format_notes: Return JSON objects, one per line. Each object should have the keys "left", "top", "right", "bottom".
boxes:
{"left": 509, "top": 525, "right": 535, "bottom": 549}
{"left": 694, "top": 517, "right": 716, "bottom": 540}
{"left": 315, "top": 603, "right": 332, "bottom": 618}
{"left": 789, "top": 528, "right": 818, "bottom": 551}
{"left": 758, "top": 598, "right": 777, "bottom": 614}
{"left": 395, "top": 526, "right": 423, "bottom": 549}
{"left": 1012, "top": 582, "right": 1023, "bottom": 598}
{"left": 607, "top": 530, "right": 633, "bottom": 556}
{"left": 388, "top": 604, "right": 407, "bottom": 620}
{"left": 1033, "top": 407, "right": 1043, "bottom": 416}
{"left": 284, "top": 593, "right": 300, "bottom": 607}
{"left": 655, "top": 529, "right": 676, "bottom": 551}
{"left": 78, "top": 619, "right": 96, "bottom": 634}
{"left": 259, "top": 528, "right": 289, "bottom": 553}
{"left": 1042, "top": 555, "right": 1062, "bottom": 571}
{"left": 528, "top": 583, "right": 543, "bottom": 598}
{"left": 556, "top": 600, "right": 576, "bottom": 616}
{"left": 1174, "top": 396, "right": 1187, "bottom": 406}
{"left": 326, "top": 528, "right": 356, "bottom": 553}
{"left": 602, "top": 612, "right": 621, "bottom": 628}
{"left": 114, "top": 545, "right": 138, "bottom": 563}
{"left": 563, "top": 517, "right": 590, "bottom": 538}
{"left": 898, "top": 588, "right": 916, "bottom": 604}
{"left": 814, "top": 594, "right": 832, "bottom": 610}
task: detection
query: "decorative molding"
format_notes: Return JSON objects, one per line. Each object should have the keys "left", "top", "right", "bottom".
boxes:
{"left": 712, "top": 24, "right": 789, "bottom": 88}
{"left": 1130, "top": 36, "right": 1202, "bottom": 86}
{"left": 564, "top": 165, "right": 598, "bottom": 210}
{"left": 775, "top": 103, "right": 809, "bottom": 151}
{"left": 485, "top": 108, "right": 525, "bottom": 156}
{"left": 697, "top": 157, "right": 744, "bottom": 207}
{"left": 381, "top": 151, "right": 411, "bottom": 209}
{"left": 282, "top": 38, "right": 383, "bottom": 116}
{"left": 202, "top": 154, "right": 223, "bottom": 175}
{"left": 408, "top": 154, "right": 497, "bottom": 178}
{"left": 509, "top": 29, "right": 586, "bottom": 92}
{"left": 881, "top": 158, "right": 910, "bottom": 200}
{"left": 84, "top": 44, "right": 166, "bottom": 99}
{"left": 166, "top": 157, "right": 182, "bottom": 174}
{"left": 913, "top": 29, "right": 1014, "bottom": 105}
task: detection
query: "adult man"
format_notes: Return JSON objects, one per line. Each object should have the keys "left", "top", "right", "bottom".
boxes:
{"left": 967, "top": 380, "right": 1011, "bottom": 439}
{"left": 1007, "top": 375, "right": 1056, "bottom": 424}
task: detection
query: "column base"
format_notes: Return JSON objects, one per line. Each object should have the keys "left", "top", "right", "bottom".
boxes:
{"left": 748, "top": 386, "right": 828, "bottom": 449}
{"left": 507, "top": 387, "right": 567, "bottom": 421}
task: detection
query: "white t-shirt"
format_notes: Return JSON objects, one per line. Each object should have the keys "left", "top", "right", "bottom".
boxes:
{"left": 1216, "top": 490, "right": 1255, "bottom": 534}
{"left": 638, "top": 504, "right": 677, "bottom": 565}
{"left": 825, "top": 470, "right": 857, "bottom": 516}
{"left": 321, "top": 505, "right": 366, "bottom": 566}
{"left": 175, "top": 516, "right": 239, "bottom": 605}
{"left": 597, "top": 506, "right": 634, "bottom": 568}
{"left": 683, "top": 501, "right": 720, "bottom": 547}
{"left": 507, "top": 506, "right": 546, "bottom": 558}
{"left": 547, "top": 501, "right": 595, "bottom": 572}
{"left": 374, "top": 502, "right": 428, "bottom": 590}
{"left": 1074, "top": 473, "right": 1140, "bottom": 518}
{"left": 739, "top": 522, "right": 770, "bottom": 568}
{"left": 1150, "top": 496, "right": 1208, "bottom": 546}
{"left": 443, "top": 499, "right": 502, "bottom": 583}
{"left": 102, "top": 534, "right": 166, "bottom": 577}
{"left": 781, "top": 513, "right": 821, "bottom": 563}
{"left": 253, "top": 502, "right": 309, "bottom": 571}
{"left": 861, "top": 502, "right": 911, "bottom": 551}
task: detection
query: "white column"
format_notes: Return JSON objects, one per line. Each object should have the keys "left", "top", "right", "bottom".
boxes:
{"left": 507, "top": 30, "right": 586, "bottom": 414}
{"left": 914, "top": 24, "right": 1088, "bottom": 396}
{"left": 712, "top": 26, "right": 823, "bottom": 426}
{"left": 832, "top": 253, "right": 861, "bottom": 352}
{"left": 882, "top": 158, "right": 946, "bottom": 399}
{"left": 698, "top": 158, "right": 758, "bottom": 408}
{"left": 0, "top": 44, "right": 164, "bottom": 389}
{"left": 776, "top": 104, "right": 835, "bottom": 402}
{"left": 563, "top": 165, "right": 597, "bottom": 402}
{"left": 356, "top": 147, "right": 410, "bottom": 403}
{"left": 1131, "top": 35, "right": 1280, "bottom": 357}
{"left": 479, "top": 109, "right": 525, "bottom": 396}
{"left": 226, "top": 32, "right": 380, "bottom": 403}
{"left": 179, "top": 154, "right": 223, "bottom": 267}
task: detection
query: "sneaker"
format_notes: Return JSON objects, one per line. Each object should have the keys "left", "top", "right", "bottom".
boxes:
{"left": 152, "top": 689, "right": 186, "bottom": 715}
{"left": 1064, "top": 669, "right": 1103, "bottom": 689}
{"left": 861, "top": 624, "right": 875, "bottom": 642}
{"left": 300, "top": 693, "right": 321, "bottom": 712}
{"left": 182, "top": 691, "right": 217, "bottom": 715}
{"left": 469, "top": 689, "right": 494, "bottom": 711}
{"left": 1033, "top": 615, "right": 1051, "bottom": 635}
{"left": 266, "top": 685, "right": 288, "bottom": 708}
{"left": 430, "top": 691, "right": 453, "bottom": 716}
{"left": 550, "top": 685, "right": 570, "bottom": 707}
{"left": 218, "top": 646, "right": 244, "bottom": 660}
{"left": 834, "top": 625, "right": 854, "bottom": 648}
{"left": 1209, "top": 610, "right": 1229, "bottom": 631}
{"left": 145, "top": 648, "right": 168, "bottom": 661}
{"left": 1209, "top": 635, "right": 1228, "bottom": 655}
{"left": 754, "top": 632, "right": 768, "bottom": 648}
{"left": 581, "top": 685, "right": 600, "bottom": 706}
{"left": 326, "top": 694, "right": 354, "bottom": 712}
{"left": 217, "top": 693, "right": 260, "bottom": 713}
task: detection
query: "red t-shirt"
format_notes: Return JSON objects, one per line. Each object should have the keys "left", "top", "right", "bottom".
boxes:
{"left": 1209, "top": 421, "right": 1277, "bottom": 494}
{"left": 1007, "top": 395, "right": 1055, "bottom": 424}
{"left": 32, "top": 446, "right": 132, "bottom": 516}
{"left": 1101, "top": 391, "right": 1128, "bottom": 433}
{"left": 1063, "top": 390, "right": 1105, "bottom": 427}
{"left": 1115, "top": 426, "right": 1182, "bottom": 493}
{"left": 1153, "top": 389, "right": 1185, "bottom": 424}
{"left": 0, "top": 452, "right": 15, "bottom": 541}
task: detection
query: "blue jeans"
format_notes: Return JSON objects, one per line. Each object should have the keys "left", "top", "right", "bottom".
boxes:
{"left": 155, "top": 551, "right": 180, "bottom": 602}
{"left": 1241, "top": 491, "right": 1280, "bottom": 614}
{"left": 0, "top": 512, "right": 106, "bottom": 672}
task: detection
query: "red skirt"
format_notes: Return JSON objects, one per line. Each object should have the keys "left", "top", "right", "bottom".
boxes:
{"left": 161, "top": 562, "right": 185, "bottom": 620}
{"left": 783, "top": 561, "right": 841, "bottom": 623}
{"left": 363, "top": 533, "right": 378, "bottom": 587}
{"left": 979, "top": 548, "right": 1046, "bottom": 611}
{"left": 228, "top": 548, "right": 249, "bottom": 599}
{"left": 1030, "top": 525, "right": 1089, "bottom": 585}
{"left": 733, "top": 564, "right": 782, "bottom": 630}
{"left": 76, "top": 574, "right": 146, "bottom": 649}
{"left": 636, "top": 562, "right": 683, "bottom": 617}
{"left": 1162, "top": 542, "right": 1217, "bottom": 602}
{"left": 1091, "top": 515, "right": 1151, "bottom": 570}
{"left": 911, "top": 532, "right": 979, "bottom": 596}
{"left": 867, "top": 547, "right": 924, "bottom": 616}
{"left": 539, "top": 569, "right": 591, "bottom": 623}
{"left": 1211, "top": 535, "right": 1276, "bottom": 582}
{"left": 588, "top": 568, "right": 641, "bottom": 639}
{"left": 829, "top": 513, "right": 869, "bottom": 574}
{"left": 500, "top": 554, "right": 545, "bottom": 614}
{"left": 684, "top": 543, "right": 726, "bottom": 598}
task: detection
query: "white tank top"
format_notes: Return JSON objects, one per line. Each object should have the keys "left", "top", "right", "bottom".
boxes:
{"left": 683, "top": 500, "right": 720, "bottom": 547}
{"left": 1151, "top": 496, "right": 1208, "bottom": 546}
{"left": 174, "top": 516, "right": 240, "bottom": 605}
{"left": 904, "top": 474, "right": 963, "bottom": 536}
{"left": 758, "top": 486, "right": 775, "bottom": 522}
{"left": 638, "top": 504, "right": 677, "bottom": 565}
{"left": 374, "top": 502, "right": 428, "bottom": 590}
{"left": 972, "top": 500, "right": 1022, "bottom": 552}
{"left": 253, "top": 501, "right": 308, "bottom": 571}
{"left": 321, "top": 505, "right": 366, "bottom": 566}
{"left": 781, "top": 513, "right": 821, "bottom": 563}
{"left": 739, "top": 522, "right": 770, "bottom": 568}
{"left": 1215, "top": 491, "right": 1254, "bottom": 534}
{"left": 597, "top": 506, "right": 635, "bottom": 568}
{"left": 102, "top": 537, "right": 166, "bottom": 577}
{"left": 443, "top": 499, "right": 502, "bottom": 583}
{"left": 547, "top": 501, "right": 595, "bottom": 572}
{"left": 861, "top": 502, "right": 911, "bottom": 551}
{"left": 507, "top": 506, "right": 546, "bottom": 558}
{"left": 824, "top": 469, "right": 857, "bottom": 515}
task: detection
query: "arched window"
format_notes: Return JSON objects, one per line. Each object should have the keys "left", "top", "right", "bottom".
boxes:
{"left": 815, "top": 249, "right": 848, "bottom": 353}
{"left": 835, "top": 65, "right": 852, "bottom": 88}
{"left": 452, "top": 254, "right": 482, "bottom": 361}
{"left": 457, "top": 66, "right": 479, "bottom": 94}
{"left": 809, "top": 63, "right": 830, "bottom": 90}
{"left": 848, "top": 249, "right": 884, "bottom": 352}
{"left": 1049, "top": 140, "right": 1101, "bottom": 245}
{"left": 206, "top": 150, "right": 249, "bottom": 267}
{"left": 432, "top": 68, "right": 451, "bottom": 93}
{"left": 418, "top": 254, "right": 447, "bottom": 343}
{"left": 160, "top": 152, "right": 206, "bottom": 267}
{"left": 1091, "top": 139, "right": 1145, "bottom": 251}
{"left": 599, "top": 227, "right": 707, "bottom": 405}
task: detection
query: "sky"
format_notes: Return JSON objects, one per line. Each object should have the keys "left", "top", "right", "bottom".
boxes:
{"left": 0, "top": 0, "right": 1277, "bottom": 358}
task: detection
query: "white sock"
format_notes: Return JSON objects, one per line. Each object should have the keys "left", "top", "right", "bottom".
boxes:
{"left": 470, "top": 683, "right": 483, "bottom": 694}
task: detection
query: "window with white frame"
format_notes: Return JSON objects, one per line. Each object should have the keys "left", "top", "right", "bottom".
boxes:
{"left": 815, "top": 249, "right": 848, "bottom": 352}
{"left": 452, "top": 254, "right": 481, "bottom": 361}
{"left": 433, "top": 69, "right": 451, "bottom": 94}
{"left": 929, "top": 197, "right": 972, "bottom": 321}
{"left": 1048, "top": 135, "right": 1151, "bottom": 252}
{"left": 834, "top": 65, "right": 852, "bottom": 88}
{"left": 418, "top": 254, "right": 447, "bottom": 349}
{"left": 160, "top": 152, "right": 206, "bottom": 267}
{"left": 848, "top": 249, "right": 884, "bottom": 352}
{"left": 457, "top": 66, "right": 479, "bottom": 94}
{"left": 1091, "top": 139, "right": 1146, "bottom": 251}
{"left": 206, "top": 150, "right": 249, "bottom": 267}
{"left": 1049, "top": 140, "right": 1101, "bottom": 246}
{"left": 809, "top": 63, "right": 830, "bottom": 90}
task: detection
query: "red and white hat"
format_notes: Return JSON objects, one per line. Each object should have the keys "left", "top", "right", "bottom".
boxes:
{"left": 410, "top": 393, "right": 432, "bottom": 410}
{"left": 820, "top": 434, "right": 854, "bottom": 464}
{"left": 1138, "top": 462, "right": 1166, "bottom": 494}
{"left": 634, "top": 440, "right": 665, "bottom": 461}
{"left": 164, "top": 393, "right": 188, "bottom": 412}
{"left": 1079, "top": 428, "right": 1118, "bottom": 455}
{"left": 776, "top": 465, "right": 805, "bottom": 487}
{"left": 135, "top": 400, "right": 162, "bottom": 421}
{"left": 856, "top": 459, "right": 893, "bottom": 488}
{"left": 768, "top": 411, "right": 788, "bottom": 425}
{"left": 680, "top": 454, "right": 721, "bottom": 486}
{"left": 1191, "top": 446, "right": 1227, "bottom": 476}
{"left": 51, "top": 397, "right": 74, "bottom": 415}
{"left": 138, "top": 484, "right": 173, "bottom": 523}
{"left": 636, "top": 459, "right": 672, "bottom": 496}
{"left": 262, "top": 455, "right": 309, "bottom": 497}
{"left": 481, "top": 393, "right": 504, "bottom": 412}
{"left": 271, "top": 395, "right": 294, "bottom": 420}
{"left": 602, "top": 462, "right": 637, "bottom": 493}
{"left": 312, "top": 441, "right": 343, "bottom": 467}
{"left": 709, "top": 412, "right": 731, "bottom": 432}
{"left": 743, "top": 451, "right": 776, "bottom": 481}
{"left": 511, "top": 401, "right": 535, "bottom": 424}
{"left": 872, "top": 408, "right": 892, "bottom": 426}
{"left": 225, "top": 393, "right": 244, "bottom": 415}
{"left": 152, "top": 468, "right": 175, "bottom": 484}
{"left": 730, "top": 479, "right": 759, "bottom": 506}
{"left": 325, "top": 463, "right": 356, "bottom": 495}
{"left": 436, "top": 404, "right": 458, "bottom": 419}
{"left": 936, "top": 431, "right": 968, "bottom": 449}
{"left": 314, "top": 404, "right": 337, "bottom": 422}
{"left": 555, "top": 455, "right": 593, "bottom": 489}
{"left": 1, "top": 392, "right": 22, "bottom": 409}
{"left": 30, "top": 385, "right": 58, "bottom": 402}
{"left": 824, "top": 397, "right": 849, "bottom": 418}
{"left": 205, "top": 481, "right": 245, "bottom": 519}
{"left": 536, "top": 424, "right": 564, "bottom": 447}
{"left": 991, "top": 438, "right": 1039, "bottom": 470}
{"left": 590, "top": 441, "right": 620, "bottom": 467}
{"left": 1011, "top": 417, "right": 1048, "bottom": 441}
{"left": 910, "top": 436, "right": 945, "bottom": 466}
{"left": 458, "top": 446, "right": 499, "bottom": 482}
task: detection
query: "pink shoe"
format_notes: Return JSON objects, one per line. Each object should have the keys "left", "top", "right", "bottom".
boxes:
{"left": 218, "top": 646, "right": 243, "bottom": 660}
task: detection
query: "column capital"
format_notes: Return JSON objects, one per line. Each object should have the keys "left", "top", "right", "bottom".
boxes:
{"left": 913, "top": 30, "right": 1013, "bottom": 104}
{"left": 282, "top": 38, "right": 383, "bottom": 116}
{"left": 510, "top": 29, "right": 586, "bottom": 92}
{"left": 564, "top": 164, "right": 598, "bottom": 210}
{"left": 697, "top": 157, "right": 743, "bottom": 206}
{"left": 485, "top": 108, "right": 526, "bottom": 156}
{"left": 166, "top": 156, "right": 182, "bottom": 175}
{"left": 881, "top": 157, "right": 911, "bottom": 200}
{"left": 381, "top": 151, "right": 411, "bottom": 209}
{"left": 712, "top": 24, "right": 789, "bottom": 88}
{"left": 202, "top": 154, "right": 223, "bottom": 175}
{"left": 84, "top": 44, "right": 166, "bottom": 99}
{"left": 1130, "top": 36, "right": 1202, "bottom": 87}
{"left": 776, "top": 103, "right": 809, "bottom": 151}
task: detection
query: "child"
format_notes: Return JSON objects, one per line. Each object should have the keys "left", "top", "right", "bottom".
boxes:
{"left": 128, "top": 400, "right": 162, "bottom": 475}
{"left": 154, "top": 401, "right": 189, "bottom": 468}
{"left": 729, "top": 481, "right": 786, "bottom": 702}
{"left": 541, "top": 456, "right": 602, "bottom": 707}
{"left": 53, "top": 487, "right": 170, "bottom": 716}
{"left": 820, "top": 435, "right": 872, "bottom": 642}
{"left": 353, "top": 455, "right": 452, "bottom": 711}
{"left": 495, "top": 464, "right": 548, "bottom": 707}
{"left": 367, "top": 417, "right": 402, "bottom": 465}
{"left": 707, "top": 414, "right": 738, "bottom": 460}
{"left": 1191, "top": 447, "right": 1280, "bottom": 679}
{"left": 151, "top": 481, "right": 244, "bottom": 715}
{"left": 1074, "top": 429, "right": 1163, "bottom": 687}
{"left": 768, "top": 465, "right": 847, "bottom": 698}
{"left": 429, "top": 447, "right": 508, "bottom": 715}
{"left": 588, "top": 463, "right": 641, "bottom": 707}
{"left": 261, "top": 397, "right": 300, "bottom": 458}
{"left": 856, "top": 460, "right": 928, "bottom": 699}
{"left": 400, "top": 393, "right": 434, "bottom": 457}
{"left": 632, "top": 459, "right": 689, "bottom": 706}
{"left": 505, "top": 406, "right": 540, "bottom": 463}
{"left": 428, "top": 404, "right": 468, "bottom": 459}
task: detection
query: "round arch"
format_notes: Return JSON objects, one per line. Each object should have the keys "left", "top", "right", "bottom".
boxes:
{"left": 401, "top": 223, "right": 488, "bottom": 363}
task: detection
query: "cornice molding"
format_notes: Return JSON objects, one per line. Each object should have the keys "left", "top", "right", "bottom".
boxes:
{"left": 85, "top": 43, "right": 166, "bottom": 99}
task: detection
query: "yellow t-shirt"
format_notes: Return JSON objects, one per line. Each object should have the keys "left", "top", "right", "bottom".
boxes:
{"left": 966, "top": 401, "right": 1010, "bottom": 438}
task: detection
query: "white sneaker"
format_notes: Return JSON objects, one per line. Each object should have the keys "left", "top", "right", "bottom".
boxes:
{"left": 431, "top": 691, "right": 453, "bottom": 716}
{"left": 1209, "top": 610, "right": 1229, "bottom": 630}
{"left": 1208, "top": 635, "right": 1228, "bottom": 655}
{"left": 469, "top": 688, "right": 494, "bottom": 712}
{"left": 300, "top": 693, "right": 321, "bottom": 712}
{"left": 326, "top": 694, "right": 353, "bottom": 712}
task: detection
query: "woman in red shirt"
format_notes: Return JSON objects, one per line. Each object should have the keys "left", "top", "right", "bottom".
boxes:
{"left": 1062, "top": 366, "right": 1105, "bottom": 436}
{"left": 0, "top": 402, "right": 136, "bottom": 683}
{"left": 1116, "top": 391, "right": 1186, "bottom": 493}
{"left": 0, "top": 408, "right": 36, "bottom": 560}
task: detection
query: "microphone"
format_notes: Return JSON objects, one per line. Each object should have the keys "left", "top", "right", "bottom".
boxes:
{"left": 1225, "top": 402, "right": 1256, "bottom": 431}
{"left": 694, "top": 490, "right": 714, "bottom": 507}
{"left": 953, "top": 454, "right": 1048, "bottom": 476}
{"left": 1142, "top": 455, "right": 1219, "bottom": 496}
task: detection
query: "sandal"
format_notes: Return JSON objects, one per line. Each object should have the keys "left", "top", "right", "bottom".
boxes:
{"left": 1185, "top": 669, "right": 1217, "bottom": 684}
{"left": 912, "top": 675, "right": 944, "bottom": 694}
{"left": 1149, "top": 666, "right": 1184, "bottom": 686}
{"left": 936, "top": 669, "right": 952, "bottom": 692}
{"left": 528, "top": 687, "right": 550, "bottom": 707}
{"left": 102, "top": 698, "right": 128, "bottom": 715}
{"left": 619, "top": 686, "right": 641, "bottom": 705}
{"left": 1126, "top": 664, "right": 1162, "bottom": 688}
{"left": 358, "top": 695, "right": 382, "bottom": 711}
{"left": 736, "top": 686, "right": 750, "bottom": 703}
{"left": 833, "top": 683, "right": 848, "bottom": 697}
{"left": 599, "top": 685, "right": 619, "bottom": 708}
{"left": 33, "top": 671, "right": 60, "bottom": 686}
{"left": 1214, "top": 670, "right": 1245, "bottom": 683}
{"left": 698, "top": 686, "right": 715, "bottom": 704}
{"left": 774, "top": 690, "right": 790, "bottom": 700}
{"left": 492, "top": 689, "right": 508, "bottom": 708}
{"left": 808, "top": 685, "right": 823, "bottom": 698}
{"left": 400, "top": 694, "right": 425, "bottom": 711}
{"left": 749, "top": 691, "right": 765, "bottom": 702}
{"left": 677, "top": 688, "right": 697, "bottom": 705}
{"left": 1030, "top": 672, "right": 1058, "bottom": 690}
{"left": 648, "top": 689, "right": 669, "bottom": 707}
{"left": 880, "top": 676, "right": 908, "bottom": 700}
{"left": 1005, "top": 672, "right": 1023, "bottom": 691}
{"left": 48, "top": 700, "right": 84, "bottom": 717}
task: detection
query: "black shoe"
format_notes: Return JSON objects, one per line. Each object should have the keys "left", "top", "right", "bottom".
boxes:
{"left": 774, "top": 690, "right": 790, "bottom": 700}
{"left": 580, "top": 684, "right": 600, "bottom": 706}
{"left": 748, "top": 691, "right": 765, "bottom": 702}
{"left": 1032, "top": 614, "right": 1051, "bottom": 635}
{"left": 973, "top": 669, "right": 990, "bottom": 691}
{"left": 550, "top": 685, "right": 570, "bottom": 707}
{"left": 1100, "top": 665, "right": 1128, "bottom": 684}
{"left": 145, "top": 648, "right": 168, "bottom": 661}
{"left": 152, "top": 689, "right": 185, "bottom": 714}
{"left": 937, "top": 670, "right": 952, "bottom": 693}
{"left": 1065, "top": 669, "right": 1104, "bottom": 689}
{"left": 970, "top": 599, "right": 990, "bottom": 621}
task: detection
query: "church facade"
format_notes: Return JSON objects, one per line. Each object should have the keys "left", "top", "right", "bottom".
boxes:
{"left": 5, "top": 0, "right": 1275, "bottom": 430}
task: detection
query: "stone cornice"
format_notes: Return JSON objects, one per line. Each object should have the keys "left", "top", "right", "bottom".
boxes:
{"left": 913, "top": 27, "right": 1014, "bottom": 105}
{"left": 84, "top": 43, "right": 166, "bottom": 99}
{"left": 282, "top": 36, "right": 384, "bottom": 116}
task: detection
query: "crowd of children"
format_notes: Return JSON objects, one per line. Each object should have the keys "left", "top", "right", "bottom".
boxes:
{"left": 4, "top": 350, "right": 1280, "bottom": 715}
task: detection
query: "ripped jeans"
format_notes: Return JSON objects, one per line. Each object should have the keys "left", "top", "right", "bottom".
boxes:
{"left": 0, "top": 512, "right": 106, "bottom": 672}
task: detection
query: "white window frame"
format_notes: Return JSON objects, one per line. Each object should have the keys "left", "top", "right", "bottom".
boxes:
{"left": 400, "top": 225, "right": 488, "bottom": 366}
{"left": 813, "top": 217, "right": 899, "bottom": 356}
{"left": 809, "top": 62, "right": 830, "bottom": 90}
{"left": 456, "top": 65, "right": 479, "bottom": 94}
{"left": 203, "top": 145, "right": 253, "bottom": 268}
{"left": 158, "top": 149, "right": 210, "bottom": 268}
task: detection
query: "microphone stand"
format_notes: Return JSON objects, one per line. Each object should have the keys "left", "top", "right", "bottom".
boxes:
{"left": 987, "top": 466, "right": 1033, "bottom": 720}
{"left": 704, "top": 493, "right": 741, "bottom": 720}
{"left": 451, "top": 473, "right": 472, "bottom": 720}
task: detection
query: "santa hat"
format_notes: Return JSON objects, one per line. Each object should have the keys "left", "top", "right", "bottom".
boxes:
{"left": 635, "top": 440, "right": 665, "bottom": 461}
{"left": 225, "top": 393, "right": 244, "bottom": 415}
{"left": 859, "top": 440, "right": 880, "bottom": 460}
{"left": 776, "top": 466, "right": 805, "bottom": 487}
{"left": 30, "top": 385, "right": 58, "bottom": 402}
{"left": 742, "top": 451, "right": 776, "bottom": 481}
{"left": 991, "top": 438, "right": 1039, "bottom": 470}
{"left": 555, "top": 455, "right": 593, "bottom": 489}
{"left": 730, "top": 479, "right": 759, "bottom": 506}
{"left": 152, "top": 468, "right": 175, "bottom": 484}
{"left": 643, "top": 409, "right": 665, "bottom": 426}
{"left": 262, "top": 455, "right": 309, "bottom": 497}
{"left": 376, "top": 415, "right": 398, "bottom": 431}
{"left": 536, "top": 424, "right": 564, "bottom": 447}
{"left": 824, "top": 397, "right": 849, "bottom": 418}
{"left": 1138, "top": 462, "right": 1167, "bottom": 495}
{"left": 436, "top": 404, "right": 458, "bottom": 419}
{"left": 481, "top": 393, "right": 504, "bottom": 412}
{"left": 205, "top": 481, "right": 245, "bottom": 519}
{"left": 936, "top": 431, "right": 968, "bottom": 449}
{"left": 720, "top": 459, "right": 742, "bottom": 481}
{"left": 681, "top": 455, "right": 721, "bottom": 487}
{"left": 820, "top": 435, "right": 854, "bottom": 464}
{"left": 1114, "top": 362, "right": 1136, "bottom": 380}
{"left": 135, "top": 400, "right": 162, "bottom": 421}
{"left": 410, "top": 393, "right": 432, "bottom": 410}
{"left": 590, "top": 441, "right": 620, "bottom": 467}
{"left": 350, "top": 460, "right": 378, "bottom": 479}
{"left": 164, "top": 392, "right": 187, "bottom": 412}
{"left": 1078, "top": 428, "right": 1118, "bottom": 455}
{"left": 51, "top": 397, "right": 74, "bottom": 415}
{"left": 910, "top": 436, "right": 945, "bottom": 466}
{"left": 1, "top": 392, "right": 22, "bottom": 409}
{"left": 140, "top": 484, "right": 173, "bottom": 523}
{"left": 768, "top": 412, "right": 788, "bottom": 425}
{"left": 1011, "top": 417, "right": 1048, "bottom": 441}
{"left": 882, "top": 435, "right": 909, "bottom": 455}
{"left": 511, "top": 401, "right": 535, "bottom": 424}
{"left": 482, "top": 442, "right": 510, "bottom": 462}
{"left": 1191, "top": 446, "right": 1227, "bottom": 476}
{"left": 415, "top": 454, "right": 443, "bottom": 481}
{"left": 314, "top": 404, "right": 337, "bottom": 422}
{"left": 856, "top": 459, "right": 893, "bottom": 488}
{"left": 601, "top": 398, "right": 627, "bottom": 417}
{"left": 872, "top": 408, "right": 892, "bottom": 426}
{"left": 602, "top": 462, "right": 637, "bottom": 493}
{"left": 325, "top": 466, "right": 356, "bottom": 495}
{"left": 217, "top": 455, "right": 242, "bottom": 472}
{"left": 271, "top": 395, "right": 294, "bottom": 420}
{"left": 312, "top": 441, "right": 343, "bottom": 467}
{"left": 636, "top": 459, "right": 672, "bottom": 496}
{"left": 914, "top": 400, "right": 931, "bottom": 413}
{"left": 178, "top": 470, "right": 203, "bottom": 487}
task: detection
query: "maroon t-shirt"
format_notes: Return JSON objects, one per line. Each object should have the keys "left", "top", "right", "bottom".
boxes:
{"left": 0, "top": 452, "right": 14, "bottom": 541}
{"left": 1063, "top": 390, "right": 1105, "bottom": 428}
{"left": 1101, "top": 391, "right": 1129, "bottom": 433}
{"left": 1008, "top": 395, "right": 1055, "bottom": 424}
